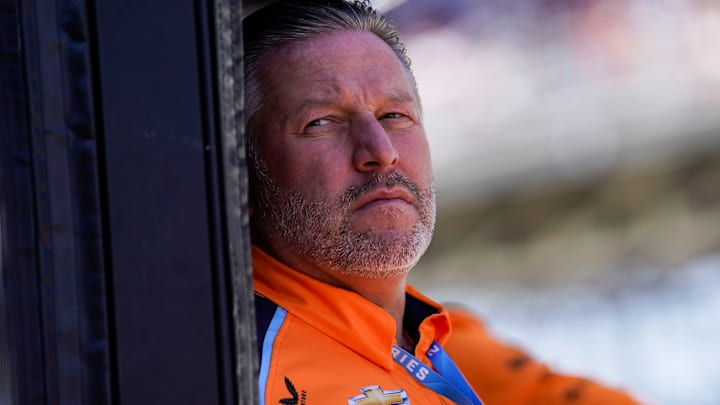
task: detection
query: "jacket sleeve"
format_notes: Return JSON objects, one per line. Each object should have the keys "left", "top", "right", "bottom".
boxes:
{"left": 444, "top": 306, "right": 644, "bottom": 405}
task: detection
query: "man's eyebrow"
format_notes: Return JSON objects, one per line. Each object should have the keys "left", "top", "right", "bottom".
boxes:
{"left": 298, "top": 96, "right": 338, "bottom": 108}
{"left": 384, "top": 89, "right": 417, "bottom": 104}
{"left": 291, "top": 97, "right": 339, "bottom": 118}
{"left": 291, "top": 89, "right": 418, "bottom": 117}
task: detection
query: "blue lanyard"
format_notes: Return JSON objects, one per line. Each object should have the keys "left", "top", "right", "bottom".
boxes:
{"left": 392, "top": 341, "right": 484, "bottom": 405}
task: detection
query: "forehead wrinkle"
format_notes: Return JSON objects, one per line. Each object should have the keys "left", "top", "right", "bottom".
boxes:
{"left": 294, "top": 67, "right": 418, "bottom": 106}
{"left": 384, "top": 88, "right": 416, "bottom": 104}
{"left": 292, "top": 86, "right": 418, "bottom": 119}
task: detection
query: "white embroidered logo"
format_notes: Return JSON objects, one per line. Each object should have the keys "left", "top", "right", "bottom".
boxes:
{"left": 348, "top": 385, "right": 409, "bottom": 405}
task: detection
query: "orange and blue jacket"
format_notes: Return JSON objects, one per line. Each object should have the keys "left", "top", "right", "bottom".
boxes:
{"left": 253, "top": 246, "right": 641, "bottom": 404}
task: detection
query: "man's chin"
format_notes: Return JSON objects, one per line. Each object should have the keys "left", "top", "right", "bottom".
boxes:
{"left": 358, "top": 228, "right": 416, "bottom": 240}
{"left": 333, "top": 257, "right": 416, "bottom": 280}
{"left": 328, "top": 231, "right": 431, "bottom": 278}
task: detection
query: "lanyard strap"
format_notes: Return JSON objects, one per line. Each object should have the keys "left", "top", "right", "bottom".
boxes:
{"left": 392, "top": 341, "right": 484, "bottom": 405}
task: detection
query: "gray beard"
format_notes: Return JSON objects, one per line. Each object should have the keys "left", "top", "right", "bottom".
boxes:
{"left": 251, "top": 161, "right": 436, "bottom": 279}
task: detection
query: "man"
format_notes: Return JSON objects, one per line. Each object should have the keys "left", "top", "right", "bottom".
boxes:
{"left": 244, "top": 1, "right": 641, "bottom": 404}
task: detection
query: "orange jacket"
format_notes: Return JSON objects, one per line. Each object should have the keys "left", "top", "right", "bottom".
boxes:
{"left": 253, "top": 246, "right": 641, "bottom": 404}
{"left": 444, "top": 306, "right": 642, "bottom": 404}
{"left": 254, "top": 246, "right": 459, "bottom": 404}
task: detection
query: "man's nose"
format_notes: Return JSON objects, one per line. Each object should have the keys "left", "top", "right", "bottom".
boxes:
{"left": 351, "top": 114, "right": 399, "bottom": 172}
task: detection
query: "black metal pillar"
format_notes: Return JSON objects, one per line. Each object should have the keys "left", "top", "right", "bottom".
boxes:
{"left": 0, "top": 0, "right": 255, "bottom": 403}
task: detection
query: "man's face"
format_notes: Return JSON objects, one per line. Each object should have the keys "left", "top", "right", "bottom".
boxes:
{"left": 250, "top": 30, "right": 435, "bottom": 279}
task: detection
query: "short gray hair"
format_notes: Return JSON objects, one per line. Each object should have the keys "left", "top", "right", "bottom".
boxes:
{"left": 242, "top": 0, "right": 417, "bottom": 146}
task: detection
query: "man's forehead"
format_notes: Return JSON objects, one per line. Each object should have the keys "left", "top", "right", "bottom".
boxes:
{"left": 281, "top": 88, "right": 417, "bottom": 121}
{"left": 259, "top": 30, "right": 402, "bottom": 74}
{"left": 257, "top": 31, "right": 416, "bottom": 102}
{"left": 298, "top": 87, "right": 416, "bottom": 106}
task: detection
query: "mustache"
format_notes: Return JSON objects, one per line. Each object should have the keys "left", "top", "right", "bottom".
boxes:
{"left": 339, "top": 171, "right": 422, "bottom": 206}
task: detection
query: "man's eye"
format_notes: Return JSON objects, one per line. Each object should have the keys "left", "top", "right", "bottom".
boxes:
{"left": 380, "top": 112, "right": 415, "bottom": 130}
{"left": 306, "top": 118, "right": 331, "bottom": 128}
{"left": 382, "top": 112, "right": 405, "bottom": 119}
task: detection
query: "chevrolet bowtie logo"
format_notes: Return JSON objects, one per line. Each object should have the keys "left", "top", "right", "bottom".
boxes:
{"left": 348, "top": 385, "right": 409, "bottom": 405}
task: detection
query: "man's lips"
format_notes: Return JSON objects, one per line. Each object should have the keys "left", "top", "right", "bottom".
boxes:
{"left": 353, "top": 187, "right": 415, "bottom": 211}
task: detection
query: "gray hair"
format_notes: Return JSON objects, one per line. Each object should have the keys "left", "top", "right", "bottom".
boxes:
{"left": 242, "top": 0, "right": 417, "bottom": 148}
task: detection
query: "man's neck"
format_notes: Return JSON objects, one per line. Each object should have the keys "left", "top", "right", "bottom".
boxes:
{"left": 349, "top": 276, "right": 408, "bottom": 339}
{"left": 339, "top": 276, "right": 411, "bottom": 351}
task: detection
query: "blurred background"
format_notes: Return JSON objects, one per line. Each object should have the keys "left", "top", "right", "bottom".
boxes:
{"left": 373, "top": 0, "right": 720, "bottom": 403}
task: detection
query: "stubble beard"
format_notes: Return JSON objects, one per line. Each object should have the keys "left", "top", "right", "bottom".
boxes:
{"left": 251, "top": 160, "right": 436, "bottom": 279}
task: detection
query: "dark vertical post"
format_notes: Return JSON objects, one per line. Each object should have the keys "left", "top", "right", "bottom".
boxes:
{"left": 1, "top": 0, "right": 256, "bottom": 403}
{"left": 1, "top": 0, "right": 112, "bottom": 403}
{"left": 214, "top": 0, "right": 258, "bottom": 402}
